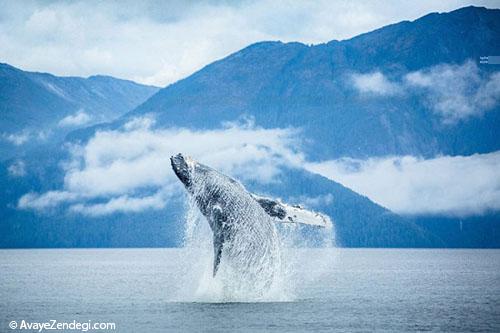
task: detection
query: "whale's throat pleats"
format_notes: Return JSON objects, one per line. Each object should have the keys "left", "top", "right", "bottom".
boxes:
{"left": 211, "top": 204, "right": 226, "bottom": 276}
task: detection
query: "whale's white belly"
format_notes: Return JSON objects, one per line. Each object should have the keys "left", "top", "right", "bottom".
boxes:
{"left": 216, "top": 196, "right": 282, "bottom": 294}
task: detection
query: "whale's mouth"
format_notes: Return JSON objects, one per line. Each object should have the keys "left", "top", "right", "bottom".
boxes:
{"left": 171, "top": 153, "right": 194, "bottom": 188}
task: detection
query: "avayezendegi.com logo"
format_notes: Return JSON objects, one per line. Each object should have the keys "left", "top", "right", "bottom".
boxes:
{"left": 8, "top": 320, "right": 115, "bottom": 332}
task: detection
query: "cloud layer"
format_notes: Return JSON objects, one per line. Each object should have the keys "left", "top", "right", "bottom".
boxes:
{"left": 7, "top": 160, "right": 26, "bottom": 177}
{"left": 1, "top": 129, "right": 51, "bottom": 146}
{"left": 58, "top": 111, "right": 92, "bottom": 127}
{"left": 306, "top": 152, "right": 500, "bottom": 216}
{"left": 2, "top": 131, "right": 30, "bottom": 145}
{"left": 406, "top": 61, "right": 500, "bottom": 123}
{"left": 351, "top": 62, "right": 500, "bottom": 123}
{"left": 19, "top": 117, "right": 302, "bottom": 215}
{"left": 351, "top": 72, "right": 400, "bottom": 96}
{"left": 19, "top": 115, "right": 500, "bottom": 218}
{"left": 0, "top": 0, "right": 491, "bottom": 86}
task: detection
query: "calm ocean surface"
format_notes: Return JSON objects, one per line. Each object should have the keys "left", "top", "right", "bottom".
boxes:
{"left": 1, "top": 248, "right": 499, "bottom": 332}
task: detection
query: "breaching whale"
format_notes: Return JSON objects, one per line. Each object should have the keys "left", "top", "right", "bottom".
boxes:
{"left": 170, "top": 153, "right": 331, "bottom": 291}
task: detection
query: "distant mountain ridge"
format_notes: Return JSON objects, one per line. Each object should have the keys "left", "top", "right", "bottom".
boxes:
{"left": 114, "top": 6, "right": 500, "bottom": 161}
{"left": 0, "top": 63, "right": 159, "bottom": 160}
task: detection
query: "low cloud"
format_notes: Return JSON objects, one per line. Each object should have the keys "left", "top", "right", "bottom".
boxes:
{"left": 2, "top": 129, "right": 52, "bottom": 145}
{"left": 351, "top": 71, "right": 400, "bottom": 96}
{"left": 289, "top": 194, "right": 334, "bottom": 209}
{"left": 18, "top": 191, "right": 78, "bottom": 210}
{"left": 306, "top": 152, "right": 500, "bottom": 217}
{"left": 69, "top": 191, "right": 169, "bottom": 216}
{"left": 405, "top": 61, "right": 500, "bottom": 123}
{"left": 2, "top": 131, "right": 30, "bottom": 145}
{"left": 19, "top": 117, "right": 302, "bottom": 216}
{"left": 352, "top": 61, "right": 500, "bottom": 124}
{"left": 58, "top": 111, "right": 92, "bottom": 127}
{"left": 7, "top": 160, "right": 26, "bottom": 177}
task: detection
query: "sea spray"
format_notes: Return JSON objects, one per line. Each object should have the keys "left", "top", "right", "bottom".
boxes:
{"left": 169, "top": 154, "right": 335, "bottom": 302}
{"left": 174, "top": 191, "right": 335, "bottom": 303}
{"left": 181, "top": 175, "right": 286, "bottom": 302}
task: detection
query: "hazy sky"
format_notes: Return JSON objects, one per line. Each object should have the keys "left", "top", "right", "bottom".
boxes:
{"left": 0, "top": 0, "right": 497, "bottom": 86}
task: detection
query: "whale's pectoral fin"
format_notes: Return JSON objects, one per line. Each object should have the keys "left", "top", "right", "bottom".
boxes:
{"left": 252, "top": 195, "right": 332, "bottom": 228}
{"left": 212, "top": 205, "right": 226, "bottom": 277}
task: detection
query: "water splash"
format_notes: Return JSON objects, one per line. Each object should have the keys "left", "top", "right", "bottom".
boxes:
{"left": 170, "top": 161, "right": 335, "bottom": 303}
{"left": 171, "top": 191, "right": 335, "bottom": 303}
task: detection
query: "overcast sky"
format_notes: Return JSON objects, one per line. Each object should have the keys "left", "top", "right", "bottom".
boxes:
{"left": 0, "top": 0, "right": 496, "bottom": 86}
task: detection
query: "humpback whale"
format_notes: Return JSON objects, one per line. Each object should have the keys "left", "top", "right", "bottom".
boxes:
{"left": 170, "top": 153, "right": 331, "bottom": 292}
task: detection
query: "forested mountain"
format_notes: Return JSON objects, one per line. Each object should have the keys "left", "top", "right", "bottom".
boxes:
{"left": 1, "top": 6, "right": 499, "bottom": 248}
{"left": 0, "top": 63, "right": 159, "bottom": 160}
{"left": 112, "top": 6, "right": 499, "bottom": 161}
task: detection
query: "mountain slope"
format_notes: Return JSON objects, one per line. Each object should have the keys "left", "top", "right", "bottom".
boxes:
{"left": 0, "top": 63, "right": 159, "bottom": 160}
{"left": 0, "top": 159, "right": 438, "bottom": 248}
{"left": 1, "top": 6, "right": 499, "bottom": 249}
{"left": 117, "top": 6, "right": 500, "bottom": 160}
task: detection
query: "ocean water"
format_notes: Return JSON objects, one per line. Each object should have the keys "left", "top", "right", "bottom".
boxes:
{"left": 1, "top": 248, "right": 499, "bottom": 332}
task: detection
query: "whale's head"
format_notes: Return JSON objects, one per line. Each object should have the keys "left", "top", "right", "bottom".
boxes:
{"left": 170, "top": 153, "right": 197, "bottom": 189}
